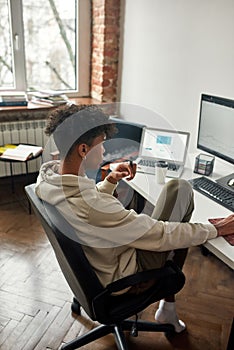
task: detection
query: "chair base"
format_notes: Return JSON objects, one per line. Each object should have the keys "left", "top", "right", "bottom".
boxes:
{"left": 61, "top": 318, "right": 175, "bottom": 350}
{"left": 71, "top": 297, "right": 81, "bottom": 315}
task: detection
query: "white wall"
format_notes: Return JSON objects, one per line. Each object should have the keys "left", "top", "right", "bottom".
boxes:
{"left": 119, "top": 0, "right": 234, "bottom": 151}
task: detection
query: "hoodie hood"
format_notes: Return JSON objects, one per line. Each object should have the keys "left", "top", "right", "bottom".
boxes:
{"left": 35, "top": 160, "right": 96, "bottom": 206}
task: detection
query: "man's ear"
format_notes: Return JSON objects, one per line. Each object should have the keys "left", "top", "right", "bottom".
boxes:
{"left": 77, "top": 143, "right": 88, "bottom": 158}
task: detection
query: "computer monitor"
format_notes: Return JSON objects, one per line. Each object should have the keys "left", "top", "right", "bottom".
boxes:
{"left": 103, "top": 117, "right": 145, "bottom": 161}
{"left": 197, "top": 93, "right": 234, "bottom": 188}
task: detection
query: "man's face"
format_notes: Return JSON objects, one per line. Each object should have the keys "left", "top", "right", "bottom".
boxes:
{"left": 84, "top": 134, "right": 106, "bottom": 170}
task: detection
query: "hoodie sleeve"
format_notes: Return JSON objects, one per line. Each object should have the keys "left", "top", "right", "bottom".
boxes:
{"left": 96, "top": 178, "right": 118, "bottom": 195}
{"left": 87, "top": 193, "right": 218, "bottom": 251}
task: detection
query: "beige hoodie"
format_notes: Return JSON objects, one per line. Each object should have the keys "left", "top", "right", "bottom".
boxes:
{"left": 35, "top": 160, "right": 217, "bottom": 288}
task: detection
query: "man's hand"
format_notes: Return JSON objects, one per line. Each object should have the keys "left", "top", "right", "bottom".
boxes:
{"left": 106, "top": 161, "right": 137, "bottom": 184}
{"left": 209, "top": 214, "right": 234, "bottom": 236}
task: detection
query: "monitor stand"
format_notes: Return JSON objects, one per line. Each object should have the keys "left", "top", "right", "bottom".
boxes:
{"left": 216, "top": 172, "right": 234, "bottom": 192}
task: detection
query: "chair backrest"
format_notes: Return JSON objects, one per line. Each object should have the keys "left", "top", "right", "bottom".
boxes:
{"left": 25, "top": 183, "right": 104, "bottom": 320}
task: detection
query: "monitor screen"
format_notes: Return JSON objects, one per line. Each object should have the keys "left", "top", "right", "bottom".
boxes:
{"left": 197, "top": 94, "right": 234, "bottom": 165}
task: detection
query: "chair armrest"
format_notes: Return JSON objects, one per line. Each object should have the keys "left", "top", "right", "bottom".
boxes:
{"left": 105, "top": 261, "right": 182, "bottom": 294}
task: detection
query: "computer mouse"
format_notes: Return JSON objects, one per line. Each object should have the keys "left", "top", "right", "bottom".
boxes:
{"left": 227, "top": 178, "right": 234, "bottom": 187}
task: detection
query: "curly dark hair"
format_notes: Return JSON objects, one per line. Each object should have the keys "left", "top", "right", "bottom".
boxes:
{"left": 45, "top": 104, "right": 117, "bottom": 158}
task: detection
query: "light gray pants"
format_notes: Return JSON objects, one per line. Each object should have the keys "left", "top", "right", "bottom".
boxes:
{"left": 137, "top": 179, "right": 194, "bottom": 271}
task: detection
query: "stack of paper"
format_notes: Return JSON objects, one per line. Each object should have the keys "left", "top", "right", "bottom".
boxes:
{"left": 0, "top": 91, "right": 28, "bottom": 106}
{"left": 31, "top": 90, "right": 69, "bottom": 106}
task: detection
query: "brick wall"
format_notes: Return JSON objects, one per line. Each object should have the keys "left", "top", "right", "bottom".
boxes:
{"left": 91, "top": 0, "right": 121, "bottom": 102}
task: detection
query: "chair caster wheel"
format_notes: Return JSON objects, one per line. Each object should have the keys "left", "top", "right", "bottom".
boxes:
{"left": 164, "top": 325, "right": 176, "bottom": 340}
{"left": 165, "top": 330, "right": 175, "bottom": 340}
{"left": 71, "top": 297, "right": 81, "bottom": 315}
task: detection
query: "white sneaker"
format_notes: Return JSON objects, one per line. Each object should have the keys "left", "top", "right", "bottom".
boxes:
{"left": 155, "top": 301, "right": 186, "bottom": 333}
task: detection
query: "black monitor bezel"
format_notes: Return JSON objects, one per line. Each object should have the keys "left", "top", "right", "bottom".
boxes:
{"left": 197, "top": 93, "right": 234, "bottom": 165}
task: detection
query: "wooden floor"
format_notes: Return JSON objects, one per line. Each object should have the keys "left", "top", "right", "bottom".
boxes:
{"left": 0, "top": 175, "right": 233, "bottom": 350}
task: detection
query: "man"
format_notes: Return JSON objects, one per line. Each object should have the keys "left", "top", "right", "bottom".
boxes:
{"left": 36, "top": 104, "right": 234, "bottom": 333}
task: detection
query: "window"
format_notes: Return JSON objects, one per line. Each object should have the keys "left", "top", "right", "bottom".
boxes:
{"left": 0, "top": 0, "right": 90, "bottom": 96}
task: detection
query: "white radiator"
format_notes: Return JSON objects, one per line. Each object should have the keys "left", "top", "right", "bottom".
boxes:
{"left": 0, "top": 119, "right": 50, "bottom": 177}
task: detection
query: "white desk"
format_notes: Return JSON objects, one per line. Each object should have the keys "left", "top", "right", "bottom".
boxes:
{"left": 123, "top": 154, "right": 234, "bottom": 270}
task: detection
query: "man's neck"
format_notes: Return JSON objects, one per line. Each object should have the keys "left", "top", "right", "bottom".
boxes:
{"left": 59, "top": 156, "right": 84, "bottom": 176}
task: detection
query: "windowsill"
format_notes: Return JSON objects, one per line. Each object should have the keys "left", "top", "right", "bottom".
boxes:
{"left": 0, "top": 97, "right": 101, "bottom": 113}
{"left": 0, "top": 97, "right": 102, "bottom": 123}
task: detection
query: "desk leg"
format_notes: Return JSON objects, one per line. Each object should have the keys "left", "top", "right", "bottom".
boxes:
{"left": 200, "top": 245, "right": 210, "bottom": 256}
{"left": 9, "top": 161, "right": 15, "bottom": 193}
{"left": 226, "top": 317, "right": 234, "bottom": 350}
{"left": 25, "top": 161, "right": 31, "bottom": 214}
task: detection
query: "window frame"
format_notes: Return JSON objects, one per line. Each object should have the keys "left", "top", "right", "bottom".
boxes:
{"left": 1, "top": 0, "right": 91, "bottom": 97}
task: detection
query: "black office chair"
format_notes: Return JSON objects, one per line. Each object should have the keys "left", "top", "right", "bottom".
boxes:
{"left": 25, "top": 183, "right": 185, "bottom": 350}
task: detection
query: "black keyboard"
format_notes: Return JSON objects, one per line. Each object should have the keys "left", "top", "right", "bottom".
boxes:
{"left": 189, "top": 176, "right": 234, "bottom": 212}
